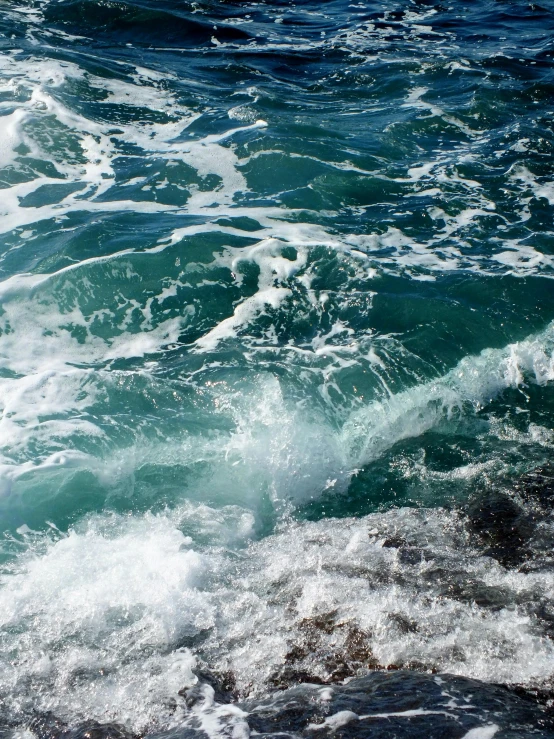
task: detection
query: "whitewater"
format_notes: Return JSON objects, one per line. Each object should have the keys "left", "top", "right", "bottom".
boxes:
{"left": 0, "top": 0, "right": 553, "bottom": 737}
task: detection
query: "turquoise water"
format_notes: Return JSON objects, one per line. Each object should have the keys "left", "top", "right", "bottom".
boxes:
{"left": 0, "top": 0, "right": 553, "bottom": 733}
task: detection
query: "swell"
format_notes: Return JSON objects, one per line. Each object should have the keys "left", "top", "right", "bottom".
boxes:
{"left": 0, "top": 1, "right": 553, "bottom": 735}
{"left": 43, "top": 0, "right": 253, "bottom": 46}
{"left": 0, "top": 314, "right": 552, "bottom": 533}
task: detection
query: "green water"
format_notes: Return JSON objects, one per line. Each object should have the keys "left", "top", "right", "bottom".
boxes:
{"left": 0, "top": 0, "right": 553, "bottom": 732}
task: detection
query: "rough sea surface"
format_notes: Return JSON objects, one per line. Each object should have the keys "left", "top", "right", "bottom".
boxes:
{"left": 0, "top": 0, "right": 553, "bottom": 736}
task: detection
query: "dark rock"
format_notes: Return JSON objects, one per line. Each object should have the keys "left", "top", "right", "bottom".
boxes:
{"left": 388, "top": 612, "right": 419, "bottom": 634}
{"left": 467, "top": 488, "right": 535, "bottom": 565}
{"left": 277, "top": 619, "right": 380, "bottom": 688}
{"left": 239, "top": 671, "right": 554, "bottom": 738}
{"left": 269, "top": 668, "right": 327, "bottom": 690}
{"left": 513, "top": 463, "right": 554, "bottom": 508}
{"left": 182, "top": 668, "right": 238, "bottom": 705}
{"left": 465, "top": 462, "right": 554, "bottom": 568}
{"left": 70, "top": 724, "right": 136, "bottom": 739}
{"left": 343, "top": 625, "right": 375, "bottom": 663}
{"left": 27, "top": 715, "right": 137, "bottom": 739}
{"left": 27, "top": 713, "right": 68, "bottom": 739}
{"left": 498, "top": 683, "right": 554, "bottom": 714}
{"left": 298, "top": 611, "right": 338, "bottom": 635}
{"left": 12, "top": 672, "right": 554, "bottom": 739}
{"left": 381, "top": 535, "right": 407, "bottom": 548}
{"left": 436, "top": 576, "right": 514, "bottom": 610}
{"left": 397, "top": 547, "right": 425, "bottom": 565}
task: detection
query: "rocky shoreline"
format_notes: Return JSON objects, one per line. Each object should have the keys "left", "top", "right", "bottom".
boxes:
{"left": 4, "top": 464, "right": 554, "bottom": 739}
{"left": 19, "top": 670, "right": 554, "bottom": 739}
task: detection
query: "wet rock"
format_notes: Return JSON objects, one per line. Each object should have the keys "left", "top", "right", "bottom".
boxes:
{"left": 239, "top": 671, "right": 554, "bottom": 738}
{"left": 381, "top": 535, "right": 407, "bottom": 548}
{"left": 499, "top": 684, "right": 554, "bottom": 714}
{"left": 269, "top": 667, "right": 327, "bottom": 690}
{"left": 27, "top": 715, "right": 136, "bottom": 739}
{"left": 275, "top": 617, "right": 381, "bottom": 688}
{"left": 21, "top": 672, "right": 554, "bottom": 739}
{"left": 436, "top": 576, "right": 514, "bottom": 610}
{"left": 513, "top": 463, "right": 554, "bottom": 508}
{"left": 466, "top": 463, "right": 554, "bottom": 568}
{"left": 69, "top": 724, "right": 137, "bottom": 739}
{"left": 343, "top": 625, "right": 375, "bottom": 663}
{"left": 27, "top": 713, "right": 68, "bottom": 739}
{"left": 397, "top": 546, "right": 425, "bottom": 566}
{"left": 181, "top": 668, "right": 238, "bottom": 706}
{"left": 388, "top": 612, "right": 419, "bottom": 634}
{"left": 467, "top": 488, "right": 535, "bottom": 565}
{"left": 298, "top": 611, "right": 338, "bottom": 635}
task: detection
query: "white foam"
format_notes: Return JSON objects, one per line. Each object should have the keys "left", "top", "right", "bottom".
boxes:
{"left": 0, "top": 109, "right": 29, "bottom": 168}
{"left": 307, "top": 710, "right": 359, "bottom": 730}
{"left": 4, "top": 503, "right": 554, "bottom": 732}
{"left": 401, "top": 86, "right": 483, "bottom": 138}
{"left": 0, "top": 46, "right": 548, "bottom": 288}
{"left": 0, "top": 510, "right": 213, "bottom": 731}
{"left": 461, "top": 726, "right": 499, "bottom": 739}
{"left": 0, "top": 53, "right": 268, "bottom": 236}
{"left": 510, "top": 164, "right": 554, "bottom": 205}
{"left": 0, "top": 270, "right": 186, "bottom": 399}
{"left": 194, "top": 286, "right": 291, "bottom": 351}
{"left": 198, "top": 508, "right": 554, "bottom": 696}
{"left": 360, "top": 709, "right": 451, "bottom": 720}
{"left": 194, "top": 237, "right": 306, "bottom": 352}
{"left": 204, "top": 373, "right": 349, "bottom": 508}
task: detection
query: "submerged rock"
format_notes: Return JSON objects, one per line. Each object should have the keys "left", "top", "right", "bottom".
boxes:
{"left": 467, "top": 462, "right": 554, "bottom": 567}
{"left": 467, "top": 488, "right": 534, "bottom": 566}
{"left": 25, "top": 715, "right": 136, "bottom": 739}
{"left": 236, "top": 671, "right": 554, "bottom": 738}
{"left": 514, "top": 464, "right": 554, "bottom": 509}
{"left": 18, "top": 672, "right": 554, "bottom": 739}
{"left": 182, "top": 668, "right": 238, "bottom": 706}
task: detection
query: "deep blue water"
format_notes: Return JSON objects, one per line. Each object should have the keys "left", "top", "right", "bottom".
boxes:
{"left": 0, "top": 0, "right": 553, "bottom": 735}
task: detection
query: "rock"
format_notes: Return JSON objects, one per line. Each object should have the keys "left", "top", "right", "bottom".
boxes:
{"left": 26, "top": 715, "right": 136, "bottom": 739}
{"left": 187, "top": 668, "right": 238, "bottom": 705}
{"left": 17, "top": 671, "right": 554, "bottom": 739}
{"left": 236, "top": 671, "right": 554, "bottom": 738}
{"left": 466, "top": 462, "right": 554, "bottom": 567}
{"left": 512, "top": 463, "right": 554, "bottom": 511}
{"left": 467, "top": 488, "right": 535, "bottom": 565}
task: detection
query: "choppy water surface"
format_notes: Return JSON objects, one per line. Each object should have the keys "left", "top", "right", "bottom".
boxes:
{"left": 0, "top": 0, "right": 554, "bottom": 736}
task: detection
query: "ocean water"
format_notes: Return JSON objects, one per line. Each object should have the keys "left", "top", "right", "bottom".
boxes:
{"left": 0, "top": 0, "right": 553, "bottom": 735}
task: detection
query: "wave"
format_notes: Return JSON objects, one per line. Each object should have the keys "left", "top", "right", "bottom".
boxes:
{"left": 3, "top": 499, "right": 554, "bottom": 732}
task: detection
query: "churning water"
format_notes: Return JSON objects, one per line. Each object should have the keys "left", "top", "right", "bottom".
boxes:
{"left": 0, "top": 0, "right": 554, "bottom": 736}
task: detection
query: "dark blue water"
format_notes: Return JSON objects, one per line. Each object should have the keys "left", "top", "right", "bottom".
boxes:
{"left": 0, "top": 0, "right": 553, "bottom": 736}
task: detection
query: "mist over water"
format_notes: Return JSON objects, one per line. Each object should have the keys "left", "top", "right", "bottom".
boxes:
{"left": 0, "top": 0, "right": 553, "bottom": 735}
